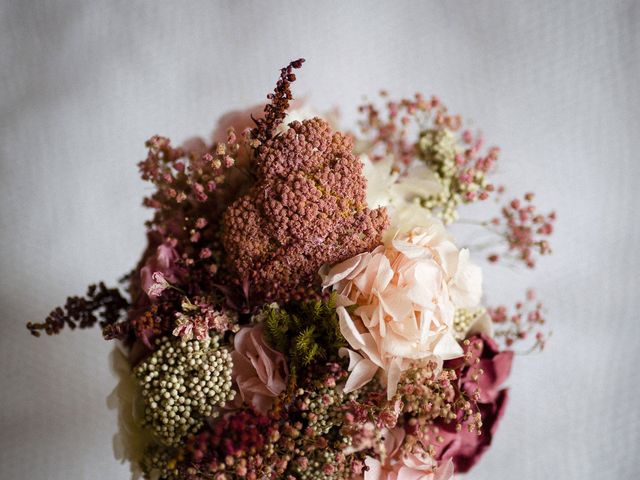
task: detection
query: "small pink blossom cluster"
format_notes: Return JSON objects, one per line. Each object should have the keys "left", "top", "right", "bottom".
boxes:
{"left": 488, "top": 289, "right": 549, "bottom": 352}
{"left": 172, "top": 297, "right": 236, "bottom": 341}
{"left": 357, "top": 92, "right": 500, "bottom": 225}
{"left": 358, "top": 91, "right": 461, "bottom": 165}
{"left": 33, "top": 59, "right": 556, "bottom": 480}
{"left": 451, "top": 129, "right": 499, "bottom": 203}
{"left": 487, "top": 193, "right": 556, "bottom": 268}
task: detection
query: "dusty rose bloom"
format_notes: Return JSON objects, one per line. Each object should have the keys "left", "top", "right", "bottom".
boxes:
{"left": 433, "top": 333, "right": 513, "bottom": 473}
{"left": 231, "top": 324, "right": 288, "bottom": 413}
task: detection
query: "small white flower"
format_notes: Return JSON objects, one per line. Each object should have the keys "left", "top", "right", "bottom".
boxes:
{"left": 361, "top": 154, "right": 442, "bottom": 240}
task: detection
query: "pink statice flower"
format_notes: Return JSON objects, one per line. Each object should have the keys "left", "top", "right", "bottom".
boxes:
{"left": 321, "top": 220, "right": 482, "bottom": 398}
{"left": 140, "top": 241, "right": 181, "bottom": 300}
{"left": 364, "top": 428, "right": 454, "bottom": 480}
{"left": 231, "top": 324, "right": 288, "bottom": 413}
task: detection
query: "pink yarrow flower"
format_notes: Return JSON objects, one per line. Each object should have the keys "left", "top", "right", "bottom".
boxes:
{"left": 321, "top": 220, "right": 482, "bottom": 398}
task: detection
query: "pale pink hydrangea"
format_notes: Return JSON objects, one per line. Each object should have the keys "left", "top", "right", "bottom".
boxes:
{"left": 231, "top": 324, "right": 289, "bottom": 413}
{"left": 321, "top": 220, "right": 482, "bottom": 398}
{"left": 363, "top": 428, "right": 454, "bottom": 480}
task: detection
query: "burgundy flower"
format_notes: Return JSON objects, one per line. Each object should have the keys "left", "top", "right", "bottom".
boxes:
{"left": 433, "top": 333, "right": 513, "bottom": 473}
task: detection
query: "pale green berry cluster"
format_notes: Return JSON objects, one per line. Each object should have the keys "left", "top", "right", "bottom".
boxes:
{"left": 418, "top": 128, "right": 489, "bottom": 224}
{"left": 140, "top": 445, "right": 180, "bottom": 480}
{"left": 299, "top": 384, "right": 354, "bottom": 436}
{"left": 418, "top": 128, "right": 460, "bottom": 224}
{"left": 134, "top": 334, "right": 235, "bottom": 446}
{"left": 453, "top": 307, "right": 487, "bottom": 339}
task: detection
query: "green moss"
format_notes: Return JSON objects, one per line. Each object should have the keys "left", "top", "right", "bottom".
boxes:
{"left": 263, "top": 293, "right": 347, "bottom": 373}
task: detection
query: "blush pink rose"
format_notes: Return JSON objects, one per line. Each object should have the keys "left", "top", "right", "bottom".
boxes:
{"left": 231, "top": 324, "right": 289, "bottom": 414}
{"left": 364, "top": 428, "right": 454, "bottom": 480}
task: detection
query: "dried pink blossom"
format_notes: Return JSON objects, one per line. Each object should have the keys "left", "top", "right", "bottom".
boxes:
{"left": 172, "top": 298, "right": 235, "bottom": 341}
{"left": 146, "top": 272, "right": 170, "bottom": 298}
{"left": 140, "top": 242, "right": 181, "bottom": 299}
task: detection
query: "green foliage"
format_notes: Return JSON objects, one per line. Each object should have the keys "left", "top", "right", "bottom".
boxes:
{"left": 263, "top": 293, "right": 347, "bottom": 372}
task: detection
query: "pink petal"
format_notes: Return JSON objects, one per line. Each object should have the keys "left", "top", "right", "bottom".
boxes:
{"left": 433, "top": 459, "right": 454, "bottom": 480}
{"left": 433, "top": 332, "right": 464, "bottom": 360}
{"left": 321, "top": 252, "right": 368, "bottom": 287}
{"left": 364, "top": 457, "right": 385, "bottom": 480}
{"left": 340, "top": 348, "right": 364, "bottom": 371}
{"left": 344, "top": 357, "right": 379, "bottom": 393}
{"left": 385, "top": 357, "right": 404, "bottom": 398}
{"left": 338, "top": 306, "right": 367, "bottom": 349}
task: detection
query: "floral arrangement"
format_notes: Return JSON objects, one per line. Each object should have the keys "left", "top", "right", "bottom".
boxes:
{"left": 28, "top": 59, "right": 555, "bottom": 480}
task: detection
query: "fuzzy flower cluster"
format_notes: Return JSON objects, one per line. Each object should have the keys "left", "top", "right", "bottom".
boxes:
{"left": 33, "top": 59, "right": 556, "bottom": 480}
{"left": 223, "top": 117, "right": 388, "bottom": 303}
{"left": 182, "top": 410, "right": 280, "bottom": 479}
{"left": 134, "top": 120, "right": 253, "bottom": 303}
{"left": 357, "top": 92, "right": 460, "bottom": 165}
{"left": 357, "top": 92, "right": 498, "bottom": 224}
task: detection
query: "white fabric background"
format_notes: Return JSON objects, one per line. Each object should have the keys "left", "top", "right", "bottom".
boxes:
{"left": 1, "top": 1, "right": 638, "bottom": 479}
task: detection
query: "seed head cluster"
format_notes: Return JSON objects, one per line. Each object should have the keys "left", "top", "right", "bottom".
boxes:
{"left": 134, "top": 334, "right": 235, "bottom": 446}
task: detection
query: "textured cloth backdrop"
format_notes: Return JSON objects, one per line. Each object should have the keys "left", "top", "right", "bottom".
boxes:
{"left": 1, "top": 1, "right": 638, "bottom": 479}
